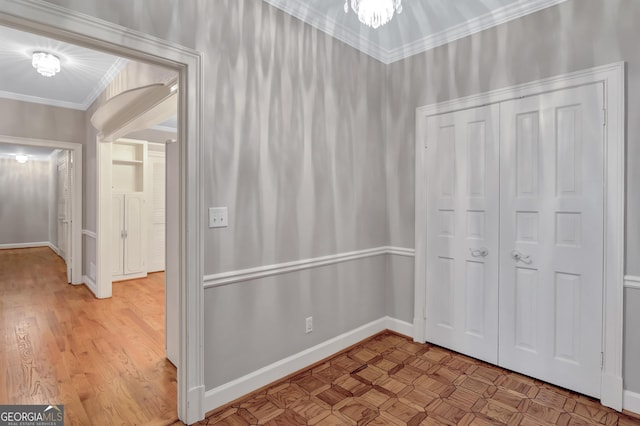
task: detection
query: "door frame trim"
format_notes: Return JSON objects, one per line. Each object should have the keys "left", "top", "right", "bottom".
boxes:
{"left": 0, "top": 135, "right": 83, "bottom": 285}
{"left": 414, "top": 62, "right": 625, "bottom": 410}
{"left": 0, "top": 1, "right": 205, "bottom": 423}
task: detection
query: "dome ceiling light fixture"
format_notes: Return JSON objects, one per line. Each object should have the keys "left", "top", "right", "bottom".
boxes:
{"left": 344, "top": 0, "right": 403, "bottom": 29}
{"left": 15, "top": 154, "right": 29, "bottom": 164}
{"left": 32, "top": 51, "right": 61, "bottom": 77}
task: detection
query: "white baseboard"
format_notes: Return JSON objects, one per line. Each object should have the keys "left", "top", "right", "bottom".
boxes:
{"left": 386, "top": 317, "right": 414, "bottom": 337}
{"left": 203, "top": 316, "right": 413, "bottom": 413}
{"left": 47, "top": 242, "right": 61, "bottom": 256}
{"left": 83, "top": 275, "right": 98, "bottom": 297}
{"left": 0, "top": 242, "right": 49, "bottom": 249}
{"left": 624, "top": 390, "right": 640, "bottom": 416}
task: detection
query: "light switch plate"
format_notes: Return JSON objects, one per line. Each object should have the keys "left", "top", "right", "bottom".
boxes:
{"left": 209, "top": 207, "right": 228, "bottom": 228}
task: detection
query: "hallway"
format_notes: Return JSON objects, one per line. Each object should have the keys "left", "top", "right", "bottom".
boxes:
{"left": 0, "top": 247, "right": 177, "bottom": 425}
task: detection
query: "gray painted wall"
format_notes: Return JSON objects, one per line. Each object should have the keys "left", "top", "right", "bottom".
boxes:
{"left": 34, "top": 0, "right": 639, "bottom": 397}
{"left": 205, "top": 257, "right": 386, "bottom": 388}
{"left": 0, "top": 157, "right": 50, "bottom": 245}
{"left": 385, "top": 0, "right": 640, "bottom": 392}
{"left": 0, "top": 98, "right": 85, "bottom": 143}
{"left": 38, "top": 0, "right": 390, "bottom": 391}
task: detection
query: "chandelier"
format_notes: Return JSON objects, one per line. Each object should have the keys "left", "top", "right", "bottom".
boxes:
{"left": 344, "top": 0, "right": 403, "bottom": 29}
{"left": 32, "top": 51, "right": 61, "bottom": 77}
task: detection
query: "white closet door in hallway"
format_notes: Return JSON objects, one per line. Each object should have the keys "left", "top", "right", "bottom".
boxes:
{"left": 423, "top": 83, "right": 605, "bottom": 398}
{"left": 424, "top": 104, "right": 501, "bottom": 364}
{"left": 499, "top": 84, "right": 604, "bottom": 398}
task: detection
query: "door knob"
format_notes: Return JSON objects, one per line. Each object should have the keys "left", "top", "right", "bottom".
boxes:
{"left": 470, "top": 247, "right": 489, "bottom": 257}
{"left": 511, "top": 250, "right": 532, "bottom": 264}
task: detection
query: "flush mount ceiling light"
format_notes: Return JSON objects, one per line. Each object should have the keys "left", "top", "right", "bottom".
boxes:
{"left": 32, "top": 51, "right": 61, "bottom": 77}
{"left": 15, "top": 154, "right": 29, "bottom": 164}
{"left": 344, "top": 0, "right": 403, "bottom": 29}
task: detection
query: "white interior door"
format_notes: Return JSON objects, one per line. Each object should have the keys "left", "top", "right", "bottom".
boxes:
{"left": 147, "top": 154, "right": 166, "bottom": 273}
{"left": 123, "top": 193, "right": 146, "bottom": 275}
{"left": 498, "top": 83, "right": 604, "bottom": 397}
{"left": 56, "top": 151, "right": 71, "bottom": 282}
{"left": 112, "top": 194, "right": 124, "bottom": 276}
{"left": 165, "top": 141, "right": 179, "bottom": 366}
{"left": 424, "top": 104, "right": 500, "bottom": 364}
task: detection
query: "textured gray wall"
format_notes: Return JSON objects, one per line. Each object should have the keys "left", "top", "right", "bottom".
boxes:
{"left": 0, "top": 158, "right": 51, "bottom": 245}
{"left": 0, "top": 98, "right": 85, "bottom": 143}
{"left": 35, "top": 0, "right": 638, "bottom": 396}
{"left": 37, "top": 0, "right": 389, "bottom": 391}
{"left": 205, "top": 257, "right": 387, "bottom": 388}
{"left": 385, "top": 0, "right": 640, "bottom": 392}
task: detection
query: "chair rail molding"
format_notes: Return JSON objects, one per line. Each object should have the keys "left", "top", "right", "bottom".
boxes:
{"left": 203, "top": 246, "right": 415, "bottom": 289}
{"left": 624, "top": 276, "right": 640, "bottom": 290}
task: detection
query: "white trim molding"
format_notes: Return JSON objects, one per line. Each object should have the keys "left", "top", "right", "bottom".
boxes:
{"left": 203, "top": 246, "right": 415, "bottom": 289}
{"left": 414, "top": 62, "right": 625, "bottom": 411}
{"left": 624, "top": 276, "right": 640, "bottom": 290}
{"left": 264, "top": 0, "right": 568, "bottom": 64}
{"left": 204, "top": 317, "right": 413, "bottom": 413}
{"left": 83, "top": 274, "right": 98, "bottom": 297}
{"left": 0, "top": 1, "right": 205, "bottom": 423}
{"left": 0, "top": 242, "right": 50, "bottom": 249}
{"left": 82, "top": 229, "right": 97, "bottom": 239}
{"left": 623, "top": 391, "right": 640, "bottom": 416}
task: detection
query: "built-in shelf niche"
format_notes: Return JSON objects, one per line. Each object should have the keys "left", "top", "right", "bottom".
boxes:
{"left": 112, "top": 139, "right": 147, "bottom": 193}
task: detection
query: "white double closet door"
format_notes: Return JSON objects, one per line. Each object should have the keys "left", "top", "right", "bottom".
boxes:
{"left": 424, "top": 83, "right": 604, "bottom": 398}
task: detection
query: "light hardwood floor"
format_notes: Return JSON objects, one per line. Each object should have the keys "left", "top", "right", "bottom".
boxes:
{"left": 0, "top": 247, "right": 177, "bottom": 425}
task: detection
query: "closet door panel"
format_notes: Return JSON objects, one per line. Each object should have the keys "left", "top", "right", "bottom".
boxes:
{"left": 112, "top": 194, "right": 125, "bottom": 276}
{"left": 498, "top": 84, "right": 605, "bottom": 398}
{"left": 123, "top": 193, "right": 146, "bottom": 275}
{"left": 424, "top": 104, "right": 500, "bottom": 364}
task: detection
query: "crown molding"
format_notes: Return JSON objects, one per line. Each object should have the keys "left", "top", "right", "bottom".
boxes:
{"left": 81, "top": 57, "right": 128, "bottom": 110}
{"left": 384, "top": 0, "right": 570, "bottom": 63}
{"left": 0, "top": 57, "right": 127, "bottom": 111}
{"left": 151, "top": 123, "right": 178, "bottom": 133}
{"left": 0, "top": 88, "right": 87, "bottom": 110}
{"left": 262, "top": 0, "right": 388, "bottom": 63}
{"left": 264, "top": 0, "right": 569, "bottom": 64}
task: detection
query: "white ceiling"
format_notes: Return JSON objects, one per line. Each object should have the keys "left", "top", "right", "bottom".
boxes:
{"left": 0, "top": 24, "right": 126, "bottom": 111}
{"left": 0, "top": 143, "right": 58, "bottom": 161}
{"left": 264, "top": 0, "right": 568, "bottom": 63}
{"left": 0, "top": 0, "right": 568, "bottom": 114}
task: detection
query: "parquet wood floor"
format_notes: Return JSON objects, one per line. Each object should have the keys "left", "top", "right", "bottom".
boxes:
{"left": 0, "top": 247, "right": 177, "bottom": 425}
{"left": 193, "top": 332, "right": 640, "bottom": 426}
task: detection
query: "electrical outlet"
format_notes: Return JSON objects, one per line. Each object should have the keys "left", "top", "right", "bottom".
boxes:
{"left": 208, "top": 207, "right": 228, "bottom": 228}
{"left": 305, "top": 317, "right": 313, "bottom": 334}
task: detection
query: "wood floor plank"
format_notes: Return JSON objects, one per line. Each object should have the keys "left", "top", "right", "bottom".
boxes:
{"left": 0, "top": 247, "right": 177, "bottom": 425}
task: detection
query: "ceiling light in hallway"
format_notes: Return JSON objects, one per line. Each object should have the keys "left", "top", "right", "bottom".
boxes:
{"left": 32, "top": 51, "right": 61, "bottom": 77}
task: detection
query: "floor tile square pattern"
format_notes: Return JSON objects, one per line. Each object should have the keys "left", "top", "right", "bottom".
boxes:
{"left": 194, "top": 332, "right": 640, "bottom": 426}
